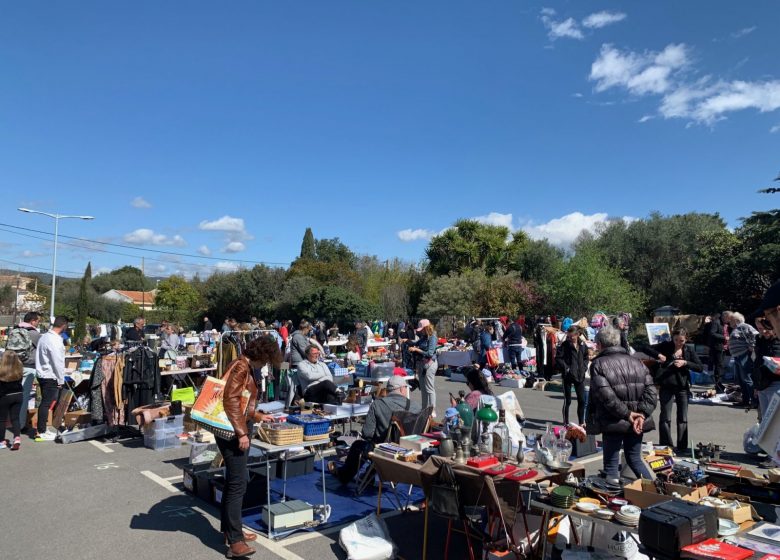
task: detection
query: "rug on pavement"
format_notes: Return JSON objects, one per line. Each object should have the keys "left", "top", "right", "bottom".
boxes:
{"left": 242, "top": 462, "right": 425, "bottom": 535}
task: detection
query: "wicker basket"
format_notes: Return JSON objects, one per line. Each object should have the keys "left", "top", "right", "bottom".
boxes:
{"left": 257, "top": 422, "right": 303, "bottom": 446}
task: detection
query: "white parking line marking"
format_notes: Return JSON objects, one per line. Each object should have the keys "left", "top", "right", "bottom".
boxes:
{"left": 89, "top": 440, "right": 114, "bottom": 453}
{"left": 253, "top": 535, "right": 306, "bottom": 559}
{"left": 141, "top": 470, "right": 180, "bottom": 494}
{"left": 576, "top": 452, "right": 604, "bottom": 465}
{"left": 164, "top": 475, "right": 183, "bottom": 482}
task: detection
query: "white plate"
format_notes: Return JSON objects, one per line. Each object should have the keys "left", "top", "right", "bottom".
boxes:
{"left": 575, "top": 502, "right": 600, "bottom": 513}
{"left": 718, "top": 519, "right": 739, "bottom": 537}
{"left": 620, "top": 505, "right": 641, "bottom": 517}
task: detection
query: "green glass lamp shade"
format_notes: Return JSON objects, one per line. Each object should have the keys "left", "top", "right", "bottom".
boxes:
{"left": 456, "top": 401, "right": 474, "bottom": 428}
{"left": 476, "top": 403, "right": 498, "bottom": 423}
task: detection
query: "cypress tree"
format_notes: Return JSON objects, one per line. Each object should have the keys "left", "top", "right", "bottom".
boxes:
{"left": 300, "top": 227, "right": 316, "bottom": 259}
{"left": 75, "top": 262, "right": 92, "bottom": 341}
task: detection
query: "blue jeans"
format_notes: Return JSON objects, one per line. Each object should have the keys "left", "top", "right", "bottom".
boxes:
{"left": 20, "top": 368, "right": 35, "bottom": 429}
{"left": 602, "top": 431, "right": 652, "bottom": 480}
{"left": 507, "top": 345, "right": 524, "bottom": 369}
{"left": 733, "top": 353, "right": 754, "bottom": 406}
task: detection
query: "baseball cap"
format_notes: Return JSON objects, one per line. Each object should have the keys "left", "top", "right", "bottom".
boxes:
{"left": 415, "top": 319, "right": 431, "bottom": 332}
{"left": 754, "top": 280, "right": 780, "bottom": 318}
{"left": 387, "top": 376, "right": 408, "bottom": 391}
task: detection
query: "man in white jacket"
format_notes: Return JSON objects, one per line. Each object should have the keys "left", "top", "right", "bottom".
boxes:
{"left": 34, "top": 316, "right": 68, "bottom": 441}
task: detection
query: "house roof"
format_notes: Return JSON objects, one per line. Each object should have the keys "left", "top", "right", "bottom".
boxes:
{"left": 114, "top": 290, "right": 156, "bottom": 305}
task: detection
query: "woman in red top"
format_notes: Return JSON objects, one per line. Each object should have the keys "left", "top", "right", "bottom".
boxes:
{"left": 220, "top": 336, "right": 281, "bottom": 558}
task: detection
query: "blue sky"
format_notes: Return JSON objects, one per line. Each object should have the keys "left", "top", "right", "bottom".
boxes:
{"left": 1, "top": 1, "right": 778, "bottom": 279}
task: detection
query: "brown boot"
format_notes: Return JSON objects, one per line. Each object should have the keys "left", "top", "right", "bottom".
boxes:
{"left": 224, "top": 532, "right": 258, "bottom": 544}
{"left": 226, "top": 540, "right": 255, "bottom": 558}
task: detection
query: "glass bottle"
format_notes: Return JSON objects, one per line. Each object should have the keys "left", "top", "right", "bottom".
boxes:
{"left": 491, "top": 409, "right": 512, "bottom": 464}
{"left": 540, "top": 422, "right": 557, "bottom": 453}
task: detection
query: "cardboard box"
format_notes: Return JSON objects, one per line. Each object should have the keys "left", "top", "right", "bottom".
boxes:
{"left": 63, "top": 410, "right": 91, "bottom": 429}
{"left": 623, "top": 479, "right": 708, "bottom": 508}
{"left": 717, "top": 492, "right": 759, "bottom": 524}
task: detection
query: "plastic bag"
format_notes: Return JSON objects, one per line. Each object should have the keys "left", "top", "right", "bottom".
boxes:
{"left": 743, "top": 423, "right": 762, "bottom": 455}
{"left": 339, "top": 513, "right": 397, "bottom": 560}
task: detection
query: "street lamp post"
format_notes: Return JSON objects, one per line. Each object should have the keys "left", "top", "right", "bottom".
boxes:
{"left": 18, "top": 208, "right": 95, "bottom": 324}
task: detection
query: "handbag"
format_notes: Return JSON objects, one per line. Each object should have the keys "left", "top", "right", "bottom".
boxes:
{"left": 430, "top": 463, "right": 462, "bottom": 520}
{"left": 486, "top": 348, "right": 500, "bottom": 368}
{"left": 190, "top": 374, "right": 249, "bottom": 441}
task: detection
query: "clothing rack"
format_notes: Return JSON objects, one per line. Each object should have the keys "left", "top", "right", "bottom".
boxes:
{"left": 217, "top": 329, "right": 278, "bottom": 376}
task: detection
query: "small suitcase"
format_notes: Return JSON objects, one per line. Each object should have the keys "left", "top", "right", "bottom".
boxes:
{"left": 638, "top": 498, "right": 718, "bottom": 558}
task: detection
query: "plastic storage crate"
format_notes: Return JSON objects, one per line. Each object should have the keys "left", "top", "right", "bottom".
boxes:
{"left": 144, "top": 428, "right": 180, "bottom": 451}
{"left": 286, "top": 414, "right": 331, "bottom": 437}
{"left": 146, "top": 414, "right": 185, "bottom": 435}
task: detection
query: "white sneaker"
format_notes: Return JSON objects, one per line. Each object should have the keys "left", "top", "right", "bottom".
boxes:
{"left": 0, "top": 440, "right": 7, "bottom": 449}
{"left": 35, "top": 430, "right": 57, "bottom": 442}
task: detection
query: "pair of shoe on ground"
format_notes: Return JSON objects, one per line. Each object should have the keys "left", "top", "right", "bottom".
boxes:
{"left": 226, "top": 532, "right": 257, "bottom": 558}
{"left": 0, "top": 436, "right": 21, "bottom": 450}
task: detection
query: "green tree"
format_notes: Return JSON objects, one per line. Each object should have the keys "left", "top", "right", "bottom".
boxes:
{"left": 300, "top": 227, "right": 316, "bottom": 259}
{"left": 91, "top": 265, "right": 155, "bottom": 293}
{"left": 0, "top": 283, "right": 13, "bottom": 310}
{"left": 543, "top": 248, "right": 646, "bottom": 318}
{"left": 203, "top": 265, "right": 286, "bottom": 324}
{"left": 314, "top": 238, "right": 357, "bottom": 267}
{"left": 292, "top": 286, "right": 380, "bottom": 329}
{"left": 579, "top": 212, "right": 726, "bottom": 312}
{"left": 513, "top": 239, "right": 565, "bottom": 283}
{"left": 74, "top": 262, "right": 92, "bottom": 341}
{"left": 425, "top": 220, "right": 529, "bottom": 276}
{"left": 155, "top": 275, "right": 204, "bottom": 327}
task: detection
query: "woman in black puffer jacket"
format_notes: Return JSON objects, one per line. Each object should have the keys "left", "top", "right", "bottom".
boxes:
{"left": 587, "top": 326, "right": 657, "bottom": 482}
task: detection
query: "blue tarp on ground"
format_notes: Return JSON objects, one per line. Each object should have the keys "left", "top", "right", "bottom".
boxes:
{"left": 242, "top": 462, "right": 425, "bottom": 536}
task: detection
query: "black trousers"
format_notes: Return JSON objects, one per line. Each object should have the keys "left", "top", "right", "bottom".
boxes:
{"left": 215, "top": 434, "right": 250, "bottom": 544}
{"left": 303, "top": 380, "right": 340, "bottom": 405}
{"left": 336, "top": 439, "right": 373, "bottom": 484}
{"left": 709, "top": 347, "right": 726, "bottom": 385}
{"left": 37, "top": 378, "right": 59, "bottom": 434}
{"left": 0, "top": 392, "right": 23, "bottom": 439}
{"left": 659, "top": 388, "right": 689, "bottom": 450}
{"left": 562, "top": 378, "right": 587, "bottom": 425}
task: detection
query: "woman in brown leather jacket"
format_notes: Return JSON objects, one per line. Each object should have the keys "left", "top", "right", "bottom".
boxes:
{"left": 220, "top": 336, "right": 281, "bottom": 558}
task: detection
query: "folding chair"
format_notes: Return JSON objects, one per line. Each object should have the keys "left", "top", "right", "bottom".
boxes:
{"left": 355, "top": 406, "right": 434, "bottom": 503}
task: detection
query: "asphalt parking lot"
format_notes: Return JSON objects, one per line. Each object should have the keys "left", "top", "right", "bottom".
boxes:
{"left": 0, "top": 375, "right": 764, "bottom": 560}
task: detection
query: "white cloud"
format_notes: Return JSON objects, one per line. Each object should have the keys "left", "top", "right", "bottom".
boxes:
{"left": 731, "top": 26, "right": 757, "bottom": 39}
{"left": 658, "top": 78, "right": 780, "bottom": 124}
{"left": 131, "top": 196, "right": 152, "bottom": 209}
{"left": 401, "top": 211, "right": 635, "bottom": 249}
{"left": 197, "top": 245, "right": 211, "bottom": 256}
{"left": 397, "top": 228, "right": 436, "bottom": 242}
{"left": 473, "top": 212, "right": 515, "bottom": 230}
{"left": 520, "top": 212, "right": 634, "bottom": 247}
{"left": 582, "top": 11, "right": 627, "bottom": 29}
{"left": 215, "top": 261, "right": 240, "bottom": 272}
{"left": 638, "top": 115, "right": 654, "bottom": 123}
{"left": 198, "top": 215, "right": 246, "bottom": 233}
{"left": 123, "top": 228, "right": 187, "bottom": 247}
{"left": 21, "top": 250, "right": 43, "bottom": 258}
{"left": 153, "top": 264, "right": 167, "bottom": 273}
{"left": 96, "top": 267, "right": 111, "bottom": 275}
{"left": 199, "top": 215, "right": 252, "bottom": 251}
{"left": 770, "top": 124, "right": 780, "bottom": 134}
{"left": 542, "top": 15, "right": 584, "bottom": 40}
{"left": 590, "top": 43, "right": 690, "bottom": 96}
{"left": 572, "top": 92, "right": 584, "bottom": 98}
{"left": 540, "top": 7, "right": 556, "bottom": 17}
{"left": 222, "top": 241, "right": 246, "bottom": 253}
{"left": 591, "top": 41, "right": 780, "bottom": 125}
